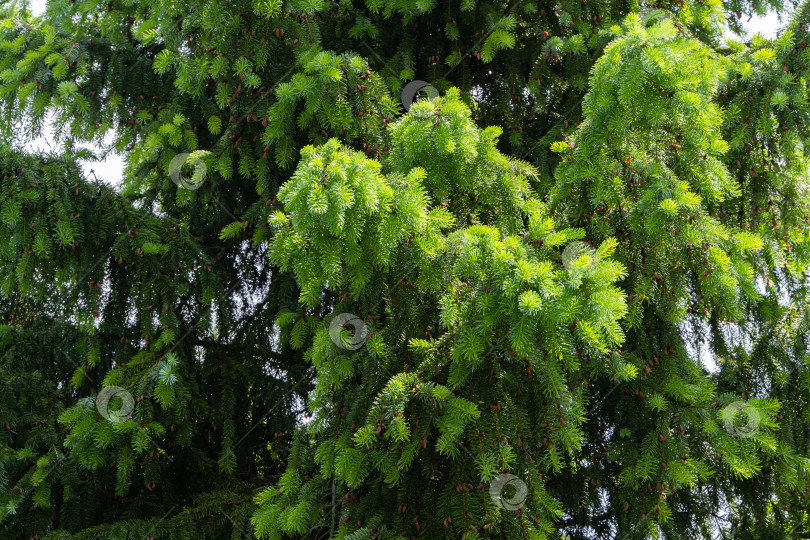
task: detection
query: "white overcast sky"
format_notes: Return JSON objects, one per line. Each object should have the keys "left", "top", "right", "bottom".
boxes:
{"left": 23, "top": 0, "right": 788, "bottom": 187}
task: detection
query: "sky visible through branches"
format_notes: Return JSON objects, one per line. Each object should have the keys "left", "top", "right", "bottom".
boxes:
{"left": 21, "top": 0, "right": 790, "bottom": 187}
{"left": 3, "top": 1, "right": 809, "bottom": 537}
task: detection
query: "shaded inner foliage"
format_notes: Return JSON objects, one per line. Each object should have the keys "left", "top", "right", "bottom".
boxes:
{"left": 0, "top": 0, "right": 809, "bottom": 538}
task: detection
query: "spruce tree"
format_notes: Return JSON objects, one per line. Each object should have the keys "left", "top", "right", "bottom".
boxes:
{"left": 0, "top": 0, "right": 809, "bottom": 539}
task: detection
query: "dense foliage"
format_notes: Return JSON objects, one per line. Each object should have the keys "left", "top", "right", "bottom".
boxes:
{"left": 0, "top": 0, "right": 809, "bottom": 538}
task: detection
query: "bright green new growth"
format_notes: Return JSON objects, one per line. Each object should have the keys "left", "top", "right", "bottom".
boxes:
{"left": 554, "top": 14, "right": 757, "bottom": 326}
{"left": 255, "top": 91, "right": 641, "bottom": 539}
{"left": 252, "top": 15, "right": 810, "bottom": 540}
{"left": 1, "top": 0, "right": 810, "bottom": 538}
